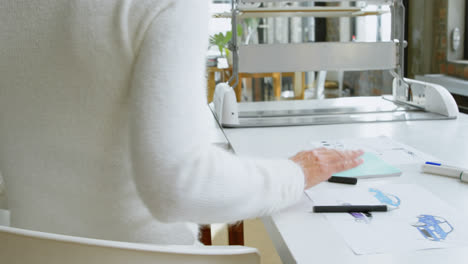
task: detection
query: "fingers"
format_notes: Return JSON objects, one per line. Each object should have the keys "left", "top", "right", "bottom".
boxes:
{"left": 319, "top": 149, "right": 363, "bottom": 174}
{"left": 292, "top": 148, "right": 363, "bottom": 169}
{"left": 326, "top": 155, "right": 363, "bottom": 174}
{"left": 315, "top": 149, "right": 364, "bottom": 163}
{"left": 290, "top": 148, "right": 364, "bottom": 189}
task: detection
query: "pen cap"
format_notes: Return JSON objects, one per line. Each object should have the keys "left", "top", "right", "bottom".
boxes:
{"left": 422, "top": 163, "right": 461, "bottom": 177}
{"left": 461, "top": 171, "right": 468, "bottom": 183}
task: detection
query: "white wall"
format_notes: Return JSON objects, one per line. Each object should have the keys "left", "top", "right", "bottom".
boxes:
{"left": 447, "top": 0, "right": 466, "bottom": 61}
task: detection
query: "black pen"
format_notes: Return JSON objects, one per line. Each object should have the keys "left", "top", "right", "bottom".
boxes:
{"left": 327, "top": 176, "right": 358, "bottom": 185}
{"left": 313, "top": 205, "right": 388, "bottom": 213}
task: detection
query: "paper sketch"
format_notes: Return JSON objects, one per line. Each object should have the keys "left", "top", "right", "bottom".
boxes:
{"left": 306, "top": 184, "right": 468, "bottom": 255}
{"left": 309, "top": 136, "right": 435, "bottom": 165}
{"left": 369, "top": 188, "right": 401, "bottom": 208}
{"left": 413, "top": 214, "right": 454, "bottom": 242}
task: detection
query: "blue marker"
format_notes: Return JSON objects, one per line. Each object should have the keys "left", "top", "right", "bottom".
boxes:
{"left": 422, "top": 162, "right": 468, "bottom": 183}
{"left": 425, "top": 162, "right": 442, "bottom": 166}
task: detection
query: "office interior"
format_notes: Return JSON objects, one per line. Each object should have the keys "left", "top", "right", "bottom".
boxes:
{"left": 203, "top": 1, "right": 468, "bottom": 262}
{"left": 1, "top": 1, "right": 468, "bottom": 264}
{"left": 208, "top": 0, "right": 468, "bottom": 112}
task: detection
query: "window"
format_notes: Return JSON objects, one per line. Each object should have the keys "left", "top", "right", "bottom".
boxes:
{"left": 464, "top": 0, "right": 468, "bottom": 59}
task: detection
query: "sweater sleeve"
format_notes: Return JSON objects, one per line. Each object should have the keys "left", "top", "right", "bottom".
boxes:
{"left": 129, "top": 0, "right": 305, "bottom": 224}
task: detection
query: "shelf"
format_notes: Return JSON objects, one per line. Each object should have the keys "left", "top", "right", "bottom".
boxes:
{"left": 239, "top": 0, "right": 394, "bottom": 3}
{"left": 213, "top": 7, "right": 389, "bottom": 19}
{"left": 238, "top": 42, "right": 397, "bottom": 73}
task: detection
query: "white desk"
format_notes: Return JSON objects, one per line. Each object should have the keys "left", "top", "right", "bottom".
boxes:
{"left": 222, "top": 113, "right": 468, "bottom": 264}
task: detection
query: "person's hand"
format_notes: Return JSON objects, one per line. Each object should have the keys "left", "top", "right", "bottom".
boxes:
{"left": 290, "top": 148, "right": 364, "bottom": 189}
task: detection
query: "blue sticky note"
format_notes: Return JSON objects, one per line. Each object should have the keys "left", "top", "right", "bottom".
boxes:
{"left": 333, "top": 152, "right": 402, "bottom": 178}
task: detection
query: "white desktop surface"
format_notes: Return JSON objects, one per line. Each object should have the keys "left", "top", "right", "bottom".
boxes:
{"left": 222, "top": 113, "right": 468, "bottom": 264}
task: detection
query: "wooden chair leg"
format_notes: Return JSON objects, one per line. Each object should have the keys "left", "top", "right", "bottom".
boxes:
{"left": 207, "top": 71, "right": 216, "bottom": 103}
{"left": 235, "top": 77, "right": 243, "bottom": 102}
{"left": 299, "top": 71, "right": 306, "bottom": 100}
{"left": 199, "top": 225, "right": 212, "bottom": 245}
{"left": 228, "top": 221, "right": 244, "bottom": 245}
{"left": 272, "top": 72, "right": 282, "bottom": 100}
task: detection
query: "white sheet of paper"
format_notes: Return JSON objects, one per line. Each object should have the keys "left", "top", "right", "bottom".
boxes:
{"left": 309, "top": 136, "right": 435, "bottom": 166}
{"left": 306, "top": 184, "right": 468, "bottom": 255}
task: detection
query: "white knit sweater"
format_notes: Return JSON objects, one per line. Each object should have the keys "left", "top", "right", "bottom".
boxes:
{"left": 0, "top": 0, "right": 305, "bottom": 244}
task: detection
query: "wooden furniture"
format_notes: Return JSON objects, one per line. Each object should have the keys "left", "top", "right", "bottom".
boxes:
{"left": 237, "top": 72, "right": 282, "bottom": 101}
{"left": 228, "top": 222, "right": 244, "bottom": 246}
{"left": 206, "top": 67, "right": 232, "bottom": 103}
{"left": 207, "top": 68, "right": 303, "bottom": 102}
{"left": 236, "top": 72, "right": 302, "bottom": 101}
{"left": 199, "top": 225, "right": 213, "bottom": 245}
{"left": 199, "top": 223, "right": 244, "bottom": 246}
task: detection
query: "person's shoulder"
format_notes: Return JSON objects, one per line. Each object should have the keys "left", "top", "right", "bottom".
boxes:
{"left": 124, "top": 0, "right": 173, "bottom": 20}
{"left": 124, "top": 0, "right": 208, "bottom": 22}
{"left": 114, "top": 0, "right": 174, "bottom": 53}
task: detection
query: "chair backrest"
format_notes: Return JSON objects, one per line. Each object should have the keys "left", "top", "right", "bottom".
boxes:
{"left": 0, "top": 209, "right": 9, "bottom": 226}
{"left": 0, "top": 225, "right": 260, "bottom": 264}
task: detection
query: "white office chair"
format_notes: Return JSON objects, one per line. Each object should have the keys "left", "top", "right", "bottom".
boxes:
{"left": 0, "top": 225, "right": 260, "bottom": 264}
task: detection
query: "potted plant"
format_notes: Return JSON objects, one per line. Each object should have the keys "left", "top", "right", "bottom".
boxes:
{"left": 209, "top": 25, "right": 243, "bottom": 68}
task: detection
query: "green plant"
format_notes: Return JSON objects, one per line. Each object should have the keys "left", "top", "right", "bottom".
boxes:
{"left": 209, "top": 24, "right": 243, "bottom": 57}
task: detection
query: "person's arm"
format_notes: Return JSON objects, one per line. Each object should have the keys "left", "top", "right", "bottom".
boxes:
{"left": 128, "top": 1, "right": 305, "bottom": 224}
{"left": 128, "top": 0, "right": 362, "bottom": 224}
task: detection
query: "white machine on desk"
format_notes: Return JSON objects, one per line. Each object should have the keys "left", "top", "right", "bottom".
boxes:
{"left": 210, "top": 0, "right": 459, "bottom": 128}
{"left": 211, "top": 78, "right": 459, "bottom": 127}
{"left": 212, "top": 83, "right": 239, "bottom": 126}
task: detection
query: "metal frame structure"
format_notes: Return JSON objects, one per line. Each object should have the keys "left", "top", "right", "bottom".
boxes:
{"left": 227, "top": 0, "right": 406, "bottom": 98}
{"left": 211, "top": 0, "right": 458, "bottom": 128}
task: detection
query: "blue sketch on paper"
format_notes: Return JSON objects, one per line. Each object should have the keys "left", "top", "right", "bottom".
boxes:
{"left": 319, "top": 141, "right": 344, "bottom": 149}
{"left": 412, "top": 215, "right": 454, "bottom": 241}
{"left": 369, "top": 188, "right": 401, "bottom": 208}
{"left": 349, "top": 211, "right": 373, "bottom": 224}
{"left": 391, "top": 147, "right": 416, "bottom": 157}
{"left": 340, "top": 202, "right": 372, "bottom": 223}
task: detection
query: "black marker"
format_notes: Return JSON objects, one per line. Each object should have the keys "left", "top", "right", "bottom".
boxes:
{"left": 328, "top": 176, "right": 358, "bottom": 185}
{"left": 313, "top": 205, "right": 388, "bottom": 213}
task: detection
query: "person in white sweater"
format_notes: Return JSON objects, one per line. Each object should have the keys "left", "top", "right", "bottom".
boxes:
{"left": 0, "top": 0, "right": 363, "bottom": 245}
